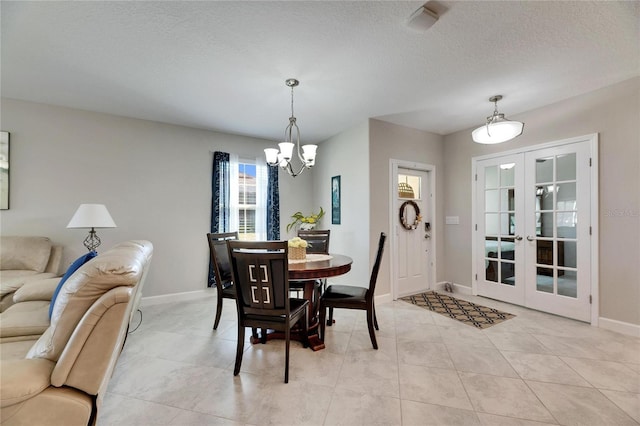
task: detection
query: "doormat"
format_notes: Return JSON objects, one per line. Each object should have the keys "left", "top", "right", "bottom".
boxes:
{"left": 400, "top": 291, "right": 515, "bottom": 329}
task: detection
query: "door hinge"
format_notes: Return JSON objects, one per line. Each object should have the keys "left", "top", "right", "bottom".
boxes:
{"left": 475, "top": 274, "right": 478, "bottom": 281}
{"left": 475, "top": 224, "right": 478, "bottom": 231}
{"left": 589, "top": 294, "right": 592, "bottom": 304}
{"left": 475, "top": 174, "right": 478, "bottom": 181}
{"left": 589, "top": 226, "right": 592, "bottom": 235}
{"left": 589, "top": 158, "right": 592, "bottom": 167}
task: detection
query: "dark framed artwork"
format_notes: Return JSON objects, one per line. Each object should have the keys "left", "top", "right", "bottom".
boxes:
{"left": 331, "top": 175, "right": 341, "bottom": 224}
{"left": 0, "top": 131, "right": 9, "bottom": 210}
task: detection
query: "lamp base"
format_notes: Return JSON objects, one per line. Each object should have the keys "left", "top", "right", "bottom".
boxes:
{"left": 83, "top": 228, "right": 101, "bottom": 251}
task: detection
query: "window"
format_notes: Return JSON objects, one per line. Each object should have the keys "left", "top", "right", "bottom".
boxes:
{"left": 238, "top": 162, "right": 257, "bottom": 240}
{"left": 232, "top": 159, "right": 267, "bottom": 241}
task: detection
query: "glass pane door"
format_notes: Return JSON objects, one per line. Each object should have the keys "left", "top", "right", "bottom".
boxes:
{"left": 524, "top": 141, "right": 592, "bottom": 322}
{"left": 476, "top": 155, "right": 524, "bottom": 306}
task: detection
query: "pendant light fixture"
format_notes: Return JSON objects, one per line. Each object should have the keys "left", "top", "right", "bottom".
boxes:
{"left": 264, "top": 78, "right": 317, "bottom": 177}
{"left": 472, "top": 95, "right": 524, "bottom": 144}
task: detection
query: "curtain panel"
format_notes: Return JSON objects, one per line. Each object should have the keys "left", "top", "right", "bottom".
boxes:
{"left": 209, "top": 151, "right": 230, "bottom": 287}
{"left": 267, "top": 165, "right": 280, "bottom": 240}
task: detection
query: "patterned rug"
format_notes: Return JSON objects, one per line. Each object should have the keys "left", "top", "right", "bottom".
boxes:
{"left": 400, "top": 291, "right": 515, "bottom": 329}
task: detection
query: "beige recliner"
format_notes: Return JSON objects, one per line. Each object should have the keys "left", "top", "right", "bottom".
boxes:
{"left": 0, "top": 240, "right": 153, "bottom": 426}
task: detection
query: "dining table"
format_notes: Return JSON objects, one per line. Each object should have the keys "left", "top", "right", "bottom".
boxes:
{"left": 251, "top": 253, "right": 353, "bottom": 351}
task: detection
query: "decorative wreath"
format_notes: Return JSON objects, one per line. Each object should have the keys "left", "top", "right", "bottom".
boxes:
{"left": 399, "top": 200, "right": 422, "bottom": 230}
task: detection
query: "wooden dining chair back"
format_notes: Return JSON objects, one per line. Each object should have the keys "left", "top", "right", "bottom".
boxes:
{"left": 227, "top": 240, "right": 309, "bottom": 383}
{"left": 207, "top": 231, "right": 238, "bottom": 330}
{"left": 297, "top": 229, "right": 331, "bottom": 254}
{"left": 319, "top": 232, "right": 386, "bottom": 349}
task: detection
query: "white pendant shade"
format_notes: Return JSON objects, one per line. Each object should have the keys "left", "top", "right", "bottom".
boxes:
{"left": 472, "top": 120, "right": 524, "bottom": 144}
{"left": 472, "top": 95, "right": 524, "bottom": 144}
{"left": 278, "top": 142, "right": 294, "bottom": 161}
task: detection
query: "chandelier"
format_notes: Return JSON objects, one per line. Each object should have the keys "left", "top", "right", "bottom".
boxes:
{"left": 472, "top": 95, "right": 524, "bottom": 144}
{"left": 264, "top": 78, "right": 317, "bottom": 177}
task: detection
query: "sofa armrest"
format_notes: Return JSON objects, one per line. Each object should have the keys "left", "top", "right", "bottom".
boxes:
{"left": 0, "top": 358, "right": 55, "bottom": 407}
{"left": 13, "top": 278, "right": 60, "bottom": 303}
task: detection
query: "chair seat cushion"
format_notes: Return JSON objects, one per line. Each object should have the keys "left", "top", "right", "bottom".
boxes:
{"left": 244, "top": 298, "right": 308, "bottom": 323}
{"left": 323, "top": 285, "right": 367, "bottom": 301}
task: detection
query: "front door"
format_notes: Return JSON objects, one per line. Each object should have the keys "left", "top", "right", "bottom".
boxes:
{"left": 396, "top": 168, "right": 432, "bottom": 297}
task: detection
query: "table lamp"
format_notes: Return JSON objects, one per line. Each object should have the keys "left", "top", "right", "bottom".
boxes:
{"left": 67, "top": 204, "right": 117, "bottom": 251}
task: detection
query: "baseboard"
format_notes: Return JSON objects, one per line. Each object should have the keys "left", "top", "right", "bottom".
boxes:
{"left": 598, "top": 317, "right": 640, "bottom": 338}
{"left": 141, "top": 289, "right": 214, "bottom": 307}
{"left": 375, "top": 293, "right": 393, "bottom": 305}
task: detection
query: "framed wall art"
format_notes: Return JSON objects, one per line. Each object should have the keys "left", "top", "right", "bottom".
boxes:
{"left": 0, "top": 131, "right": 9, "bottom": 210}
{"left": 331, "top": 175, "right": 341, "bottom": 225}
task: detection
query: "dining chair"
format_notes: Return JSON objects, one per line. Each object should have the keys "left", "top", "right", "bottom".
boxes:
{"left": 227, "top": 240, "right": 309, "bottom": 383}
{"left": 319, "top": 232, "right": 386, "bottom": 350}
{"left": 297, "top": 229, "right": 330, "bottom": 254}
{"left": 206, "top": 232, "right": 240, "bottom": 330}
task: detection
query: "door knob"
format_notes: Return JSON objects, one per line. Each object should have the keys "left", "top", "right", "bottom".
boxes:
{"left": 526, "top": 235, "right": 535, "bottom": 241}
{"left": 515, "top": 235, "right": 523, "bottom": 241}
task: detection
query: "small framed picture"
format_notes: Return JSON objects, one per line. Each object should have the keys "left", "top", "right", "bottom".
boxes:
{"left": 331, "top": 175, "right": 341, "bottom": 225}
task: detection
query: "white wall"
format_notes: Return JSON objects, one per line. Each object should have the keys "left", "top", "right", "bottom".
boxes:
{"left": 0, "top": 98, "right": 310, "bottom": 297}
{"left": 443, "top": 77, "right": 640, "bottom": 326}
{"left": 369, "top": 119, "right": 445, "bottom": 298}
{"left": 311, "top": 122, "right": 370, "bottom": 287}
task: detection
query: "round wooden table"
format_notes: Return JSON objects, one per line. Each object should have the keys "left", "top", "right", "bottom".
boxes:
{"left": 288, "top": 254, "right": 353, "bottom": 280}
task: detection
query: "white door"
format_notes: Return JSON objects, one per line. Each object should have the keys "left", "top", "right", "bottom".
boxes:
{"left": 475, "top": 139, "right": 594, "bottom": 322}
{"left": 476, "top": 154, "right": 525, "bottom": 305}
{"left": 524, "top": 142, "right": 592, "bottom": 321}
{"left": 396, "top": 168, "right": 432, "bottom": 297}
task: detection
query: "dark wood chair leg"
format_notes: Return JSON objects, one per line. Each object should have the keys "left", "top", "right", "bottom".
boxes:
{"left": 213, "top": 294, "right": 223, "bottom": 330}
{"left": 319, "top": 304, "right": 326, "bottom": 340}
{"left": 327, "top": 307, "right": 334, "bottom": 326}
{"left": 234, "top": 325, "right": 245, "bottom": 375}
{"left": 373, "top": 304, "right": 379, "bottom": 330}
{"left": 303, "top": 306, "right": 310, "bottom": 348}
{"left": 366, "top": 306, "right": 378, "bottom": 350}
{"left": 284, "top": 326, "right": 290, "bottom": 383}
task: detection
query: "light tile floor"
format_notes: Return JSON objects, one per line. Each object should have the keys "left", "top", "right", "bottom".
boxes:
{"left": 98, "top": 290, "right": 640, "bottom": 425}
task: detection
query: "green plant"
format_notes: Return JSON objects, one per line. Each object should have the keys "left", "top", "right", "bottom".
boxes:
{"left": 286, "top": 207, "right": 325, "bottom": 232}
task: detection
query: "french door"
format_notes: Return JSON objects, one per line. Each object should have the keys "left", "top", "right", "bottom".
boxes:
{"left": 475, "top": 138, "right": 595, "bottom": 322}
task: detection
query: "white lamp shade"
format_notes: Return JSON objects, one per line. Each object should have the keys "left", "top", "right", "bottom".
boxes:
{"left": 302, "top": 144, "right": 317, "bottom": 165}
{"left": 472, "top": 120, "right": 524, "bottom": 144}
{"left": 67, "top": 204, "right": 117, "bottom": 229}
{"left": 278, "top": 142, "right": 294, "bottom": 160}
{"left": 264, "top": 148, "right": 279, "bottom": 165}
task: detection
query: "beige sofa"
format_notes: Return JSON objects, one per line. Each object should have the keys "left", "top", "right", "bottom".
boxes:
{"left": 0, "top": 240, "right": 153, "bottom": 426}
{"left": 0, "top": 236, "right": 64, "bottom": 312}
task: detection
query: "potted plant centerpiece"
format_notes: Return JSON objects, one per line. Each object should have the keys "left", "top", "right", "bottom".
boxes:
{"left": 286, "top": 207, "right": 325, "bottom": 232}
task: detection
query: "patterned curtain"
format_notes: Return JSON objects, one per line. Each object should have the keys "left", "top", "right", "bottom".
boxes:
{"left": 267, "top": 165, "right": 280, "bottom": 240}
{"left": 209, "top": 151, "right": 230, "bottom": 286}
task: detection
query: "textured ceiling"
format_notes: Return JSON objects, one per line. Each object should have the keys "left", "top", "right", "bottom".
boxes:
{"left": 2, "top": 1, "right": 638, "bottom": 143}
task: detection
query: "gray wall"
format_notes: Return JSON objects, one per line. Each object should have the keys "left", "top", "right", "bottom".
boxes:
{"left": 0, "top": 98, "right": 311, "bottom": 298}
{"left": 443, "top": 77, "right": 640, "bottom": 325}
{"left": 311, "top": 122, "right": 371, "bottom": 287}
{"left": 369, "top": 119, "right": 445, "bottom": 297}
